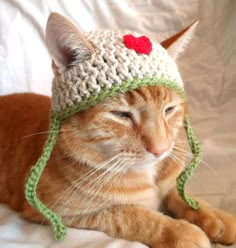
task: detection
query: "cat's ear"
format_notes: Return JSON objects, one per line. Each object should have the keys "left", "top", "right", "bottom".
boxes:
{"left": 161, "top": 21, "right": 199, "bottom": 60}
{"left": 46, "top": 12, "right": 94, "bottom": 75}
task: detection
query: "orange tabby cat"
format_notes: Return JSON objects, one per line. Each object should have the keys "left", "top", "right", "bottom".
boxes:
{"left": 0, "top": 14, "right": 235, "bottom": 248}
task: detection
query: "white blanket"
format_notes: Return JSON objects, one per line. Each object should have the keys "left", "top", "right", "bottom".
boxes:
{"left": 0, "top": 0, "right": 235, "bottom": 247}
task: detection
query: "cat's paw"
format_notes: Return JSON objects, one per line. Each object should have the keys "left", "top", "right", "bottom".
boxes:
{"left": 173, "top": 220, "right": 211, "bottom": 248}
{"left": 188, "top": 206, "right": 236, "bottom": 245}
{"left": 153, "top": 219, "right": 211, "bottom": 248}
{"left": 201, "top": 209, "right": 236, "bottom": 245}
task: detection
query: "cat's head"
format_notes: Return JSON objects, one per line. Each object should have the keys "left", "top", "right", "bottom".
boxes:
{"left": 46, "top": 13, "right": 198, "bottom": 172}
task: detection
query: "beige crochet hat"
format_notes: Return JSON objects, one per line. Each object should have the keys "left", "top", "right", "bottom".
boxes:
{"left": 25, "top": 13, "right": 201, "bottom": 241}
{"left": 51, "top": 29, "right": 183, "bottom": 118}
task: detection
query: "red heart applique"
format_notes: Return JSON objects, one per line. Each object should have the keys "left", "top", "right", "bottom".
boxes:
{"left": 123, "top": 34, "right": 152, "bottom": 55}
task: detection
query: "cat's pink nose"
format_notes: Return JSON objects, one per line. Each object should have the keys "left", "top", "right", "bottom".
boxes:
{"left": 147, "top": 144, "right": 169, "bottom": 157}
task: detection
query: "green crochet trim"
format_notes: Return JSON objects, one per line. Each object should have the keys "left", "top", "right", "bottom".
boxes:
{"left": 176, "top": 118, "right": 201, "bottom": 209}
{"left": 24, "top": 117, "right": 66, "bottom": 240}
{"left": 25, "top": 77, "right": 200, "bottom": 241}
{"left": 52, "top": 77, "right": 186, "bottom": 121}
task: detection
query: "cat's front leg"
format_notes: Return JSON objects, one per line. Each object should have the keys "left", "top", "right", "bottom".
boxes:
{"left": 164, "top": 188, "right": 236, "bottom": 245}
{"left": 66, "top": 205, "right": 210, "bottom": 248}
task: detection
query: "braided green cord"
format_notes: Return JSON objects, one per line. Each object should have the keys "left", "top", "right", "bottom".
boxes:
{"left": 176, "top": 117, "right": 202, "bottom": 210}
{"left": 24, "top": 117, "right": 66, "bottom": 240}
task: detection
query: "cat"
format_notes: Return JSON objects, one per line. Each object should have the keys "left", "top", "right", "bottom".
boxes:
{"left": 0, "top": 13, "right": 235, "bottom": 248}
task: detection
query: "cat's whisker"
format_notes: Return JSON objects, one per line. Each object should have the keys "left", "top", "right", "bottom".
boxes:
{"left": 84, "top": 157, "right": 144, "bottom": 211}
{"left": 167, "top": 153, "right": 199, "bottom": 182}
{"left": 83, "top": 160, "right": 126, "bottom": 205}
{"left": 63, "top": 158, "right": 119, "bottom": 197}
{"left": 173, "top": 146, "right": 193, "bottom": 156}
{"left": 197, "top": 159, "right": 221, "bottom": 179}
{"left": 75, "top": 158, "right": 125, "bottom": 205}
{"left": 173, "top": 148, "right": 227, "bottom": 190}
{"left": 70, "top": 153, "right": 124, "bottom": 191}
{"left": 171, "top": 152, "right": 199, "bottom": 181}
{"left": 44, "top": 153, "right": 122, "bottom": 224}
{"left": 89, "top": 160, "right": 130, "bottom": 205}
{"left": 66, "top": 159, "right": 125, "bottom": 225}
{"left": 83, "top": 157, "right": 131, "bottom": 204}
{"left": 174, "top": 147, "right": 222, "bottom": 178}
{"left": 173, "top": 150, "right": 193, "bottom": 163}
{"left": 54, "top": 153, "right": 124, "bottom": 217}
{"left": 168, "top": 153, "right": 186, "bottom": 167}
{"left": 19, "top": 129, "right": 73, "bottom": 139}
{"left": 70, "top": 158, "right": 131, "bottom": 226}
{"left": 113, "top": 160, "right": 135, "bottom": 188}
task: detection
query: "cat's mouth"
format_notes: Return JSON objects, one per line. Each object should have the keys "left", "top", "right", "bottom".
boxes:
{"left": 119, "top": 143, "right": 174, "bottom": 171}
{"left": 134, "top": 149, "right": 172, "bottom": 170}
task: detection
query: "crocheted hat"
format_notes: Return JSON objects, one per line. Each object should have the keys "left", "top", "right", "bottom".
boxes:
{"left": 25, "top": 16, "right": 201, "bottom": 241}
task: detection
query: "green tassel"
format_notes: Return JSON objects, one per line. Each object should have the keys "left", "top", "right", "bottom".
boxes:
{"left": 176, "top": 117, "right": 201, "bottom": 210}
{"left": 24, "top": 117, "right": 66, "bottom": 240}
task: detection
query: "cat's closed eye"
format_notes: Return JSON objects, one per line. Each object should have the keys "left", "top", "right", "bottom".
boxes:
{"left": 111, "top": 111, "right": 132, "bottom": 119}
{"left": 165, "top": 106, "right": 175, "bottom": 114}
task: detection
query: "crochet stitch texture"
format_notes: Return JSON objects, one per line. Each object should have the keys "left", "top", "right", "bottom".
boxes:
{"left": 51, "top": 30, "right": 183, "bottom": 116}
{"left": 25, "top": 29, "right": 201, "bottom": 241}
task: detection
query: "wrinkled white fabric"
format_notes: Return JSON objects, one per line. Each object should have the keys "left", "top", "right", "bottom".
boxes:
{"left": 0, "top": 0, "right": 235, "bottom": 247}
